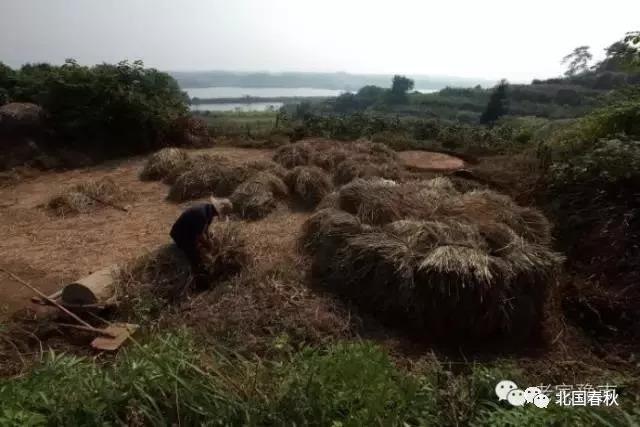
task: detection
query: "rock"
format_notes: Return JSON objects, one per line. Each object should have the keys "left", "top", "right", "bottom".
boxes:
{"left": 0, "top": 102, "right": 45, "bottom": 135}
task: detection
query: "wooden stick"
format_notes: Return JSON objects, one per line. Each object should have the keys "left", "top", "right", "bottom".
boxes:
{"left": 54, "top": 323, "right": 116, "bottom": 337}
{"left": 0, "top": 268, "right": 96, "bottom": 331}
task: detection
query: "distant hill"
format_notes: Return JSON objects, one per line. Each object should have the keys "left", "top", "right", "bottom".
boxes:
{"left": 169, "top": 70, "right": 497, "bottom": 91}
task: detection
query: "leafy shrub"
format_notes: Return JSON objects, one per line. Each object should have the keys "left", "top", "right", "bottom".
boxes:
{"left": 543, "top": 94, "right": 640, "bottom": 315}
{"left": 1, "top": 59, "right": 189, "bottom": 157}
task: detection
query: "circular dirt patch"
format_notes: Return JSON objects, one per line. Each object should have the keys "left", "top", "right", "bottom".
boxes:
{"left": 399, "top": 151, "right": 464, "bottom": 171}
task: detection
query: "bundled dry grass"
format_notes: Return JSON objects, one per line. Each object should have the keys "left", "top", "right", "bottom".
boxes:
{"left": 333, "top": 156, "right": 402, "bottom": 185}
{"left": 336, "top": 178, "right": 419, "bottom": 226}
{"left": 139, "top": 147, "right": 190, "bottom": 182}
{"left": 47, "top": 177, "right": 133, "bottom": 216}
{"left": 167, "top": 154, "right": 249, "bottom": 202}
{"left": 230, "top": 172, "right": 288, "bottom": 220}
{"left": 114, "top": 221, "right": 249, "bottom": 316}
{"left": 299, "top": 180, "right": 564, "bottom": 344}
{"left": 284, "top": 166, "right": 333, "bottom": 209}
{"left": 200, "top": 221, "right": 249, "bottom": 281}
{"left": 445, "top": 190, "right": 552, "bottom": 245}
{"left": 300, "top": 208, "right": 365, "bottom": 254}
{"left": 273, "top": 139, "right": 403, "bottom": 185}
{"left": 245, "top": 159, "right": 287, "bottom": 178}
{"left": 273, "top": 142, "right": 313, "bottom": 169}
{"left": 329, "top": 177, "right": 553, "bottom": 245}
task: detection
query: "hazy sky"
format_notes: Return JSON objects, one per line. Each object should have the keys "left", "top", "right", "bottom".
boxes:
{"left": 1, "top": 0, "right": 638, "bottom": 82}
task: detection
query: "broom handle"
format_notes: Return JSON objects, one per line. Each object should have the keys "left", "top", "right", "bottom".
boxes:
{"left": 0, "top": 268, "right": 97, "bottom": 331}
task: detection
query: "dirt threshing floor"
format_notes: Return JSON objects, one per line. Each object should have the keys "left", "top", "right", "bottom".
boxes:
{"left": 1, "top": 145, "right": 639, "bottom": 391}
{"left": 398, "top": 150, "right": 465, "bottom": 171}
{"left": 0, "top": 147, "right": 465, "bottom": 315}
{"left": 0, "top": 147, "right": 272, "bottom": 314}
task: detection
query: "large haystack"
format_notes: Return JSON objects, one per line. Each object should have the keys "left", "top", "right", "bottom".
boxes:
{"left": 167, "top": 154, "right": 249, "bottom": 202}
{"left": 47, "top": 177, "right": 133, "bottom": 216}
{"left": 299, "top": 177, "right": 563, "bottom": 344}
{"left": 284, "top": 166, "right": 333, "bottom": 209}
{"left": 139, "top": 147, "right": 190, "bottom": 182}
{"left": 230, "top": 172, "right": 288, "bottom": 220}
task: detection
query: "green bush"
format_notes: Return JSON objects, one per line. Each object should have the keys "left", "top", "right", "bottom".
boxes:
{"left": 2, "top": 59, "right": 189, "bottom": 156}
{"left": 542, "top": 94, "right": 640, "bottom": 289}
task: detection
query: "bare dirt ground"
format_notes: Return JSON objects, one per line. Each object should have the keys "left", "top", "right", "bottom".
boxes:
{"left": 0, "top": 147, "right": 461, "bottom": 315}
{"left": 398, "top": 150, "right": 465, "bottom": 171}
{"left": 0, "top": 147, "right": 272, "bottom": 314}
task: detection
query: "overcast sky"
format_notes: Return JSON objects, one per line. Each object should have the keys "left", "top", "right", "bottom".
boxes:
{"left": 1, "top": 0, "right": 638, "bottom": 82}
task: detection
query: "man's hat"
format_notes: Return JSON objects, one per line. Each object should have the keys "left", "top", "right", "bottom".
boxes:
{"left": 210, "top": 196, "right": 233, "bottom": 216}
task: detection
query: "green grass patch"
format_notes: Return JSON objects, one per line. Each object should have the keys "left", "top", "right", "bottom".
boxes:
{"left": 194, "top": 111, "right": 279, "bottom": 139}
{"left": 2, "top": 331, "right": 637, "bottom": 426}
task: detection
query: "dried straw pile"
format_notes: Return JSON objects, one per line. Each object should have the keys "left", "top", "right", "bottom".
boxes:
{"left": 230, "top": 172, "right": 288, "bottom": 220}
{"left": 284, "top": 166, "right": 333, "bottom": 209}
{"left": 273, "top": 139, "right": 402, "bottom": 185}
{"left": 167, "top": 154, "right": 250, "bottom": 202}
{"left": 114, "top": 221, "right": 249, "bottom": 312}
{"left": 244, "top": 159, "right": 287, "bottom": 179}
{"left": 139, "top": 147, "right": 190, "bottom": 183}
{"left": 300, "top": 177, "right": 563, "bottom": 343}
{"left": 47, "top": 177, "right": 133, "bottom": 216}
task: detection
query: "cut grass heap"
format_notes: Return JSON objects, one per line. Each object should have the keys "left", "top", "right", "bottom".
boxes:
{"left": 47, "top": 177, "right": 133, "bottom": 216}
{"left": 284, "top": 166, "right": 333, "bottom": 209}
{"left": 139, "top": 147, "right": 190, "bottom": 183}
{"left": 114, "top": 221, "right": 248, "bottom": 316}
{"left": 300, "top": 177, "right": 563, "bottom": 343}
{"left": 273, "top": 139, "right": 403, "bottom": 185}
{"left": 230, "top": 172, "right": 288, "bottom": 220}
{"left": 167, "top": 154, "right": 249, "bottom": 202}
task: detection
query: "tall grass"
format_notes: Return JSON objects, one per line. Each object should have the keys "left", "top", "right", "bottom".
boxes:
{"left": 1, "top": 332, "right": 636, "bottom": 426}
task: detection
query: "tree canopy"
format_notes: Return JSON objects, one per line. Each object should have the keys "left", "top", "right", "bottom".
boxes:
{"left": 0, "top": 59, "right": 189, "bottom": 155}
{"left": 480, "top": 79, "right": 509, "bottom": 125}
{"left": 562, "top": 46, "right": 593, "bottom": 77}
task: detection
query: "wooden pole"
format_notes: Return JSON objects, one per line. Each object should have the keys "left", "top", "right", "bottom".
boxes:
{"left": 0, "top": 267, "right": 110, "bottom": 336}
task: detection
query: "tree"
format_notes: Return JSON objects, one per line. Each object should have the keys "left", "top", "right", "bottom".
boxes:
{"left": 480, "top": 79, "right": 509, "bottom": 125}
{"left": 387, "top": 75, "right": 414, "bottom": 104}
{"left": 598, "top": 31, "right": 640, "bottom": 72}
{"left": 357, "top": 85, "right": 386, "bottom": 106}
{"left": 391, "top": 75, "right": 414, "bottom": 94}
{"left": 562, "top": 46, "right": 593, "bottom": 77}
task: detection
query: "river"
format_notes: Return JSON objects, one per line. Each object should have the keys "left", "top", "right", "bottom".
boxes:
{"left": 185, "top": 86, "right": 438, "bottom": 111}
